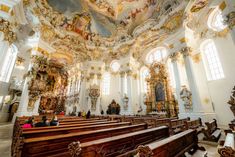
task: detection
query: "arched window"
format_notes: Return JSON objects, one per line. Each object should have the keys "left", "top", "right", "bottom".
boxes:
{"left": 0, "top": 44, "right": 18, "bottom": 82}
{"left": 140, "top": 67, "right": 149, "bottom": 93}
{"left": 110, "top": 60, "right": 120, "bottom": 72}
{"left": 201, "top": 39, "right": 224, "bottom": 81}
{"left": 208, "top": 8, "right": 227, "bottom": 31}
{"left": 146, "top": 47, "right": 167, "bottom": 64}
{"left": 167, "top": 61, "right": 176, "bottom": 88}
{"left": 102, "top": 72, "right": 110, "bottom": 95}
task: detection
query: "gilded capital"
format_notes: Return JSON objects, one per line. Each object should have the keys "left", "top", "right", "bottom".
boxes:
{"left": 126, "top": 70, "right": 133, "bottom": 76}
{"left": 169, "top": 52, "right": 180, "bottom": 62}
{"left": 119, "top": 71, "right": 125, "bottom": 78}
{"left": 97, "top": 73, "right": 102, "bottom": 80}
{"left": 180, "top": 47, "right": 192, "bottom": 57}
{"left": 225, "top": 11, "right": 235, "bottom": 29}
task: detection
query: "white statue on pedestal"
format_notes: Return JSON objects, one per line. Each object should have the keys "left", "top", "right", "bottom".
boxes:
{"left": 180, "top": 85, "right": 192, "bottom": 111}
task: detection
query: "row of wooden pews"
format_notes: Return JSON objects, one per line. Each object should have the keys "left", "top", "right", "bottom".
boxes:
{"left": 12, "top": 115, "right": 208, "bottom": 157}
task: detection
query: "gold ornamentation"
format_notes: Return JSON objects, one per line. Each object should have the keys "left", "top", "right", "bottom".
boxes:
{"left": 225, "top": 11, "right": 235, "bottom": 29}
{"left": 0, "top": 18, "right": 16, "bottom": 44}
{"left": 192, "top": 53, "right": 201, "bottom": 63}
{"left": 181, "top": 47, "right": 192, "bottom": 57}
{"left": 190, "top": 0, "right": 209, "bottom": 13}
{"left": 68, "top": 141, "right": 82, "bottom": 157}
{"left": 169, "top": 52, "right": 180, "bottom": 62}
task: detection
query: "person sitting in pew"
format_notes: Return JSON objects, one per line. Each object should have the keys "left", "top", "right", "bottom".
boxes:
{"left": 35, "top": 116, "right": 49, "bottom": 127}
{"left": 77, "top": 111, "right": 81, "bottom": 117}
{"left": 50, "top": 115, "right": 59, "bottom": 126}
{"left": 86, "top": 110, "right": 91, "bottom": 119}
{"left": 22, "top": 117, "right": 34, "bottom": 128}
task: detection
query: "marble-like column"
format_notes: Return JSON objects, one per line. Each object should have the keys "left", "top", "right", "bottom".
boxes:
{"left": 181, "top": 47, "right": 203, "bottom": 113}
{"left": 169, "top": 52, "right": 184, "bottom": 115}
{"left": 126, "top": 71, "right": 133, "bottom": 115}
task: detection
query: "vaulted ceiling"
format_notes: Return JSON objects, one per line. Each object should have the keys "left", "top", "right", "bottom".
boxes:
{"left": 22, "top": 0, "right": 205, "bottom": 66}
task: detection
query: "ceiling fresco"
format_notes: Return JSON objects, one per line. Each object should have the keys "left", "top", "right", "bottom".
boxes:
{"left": 23, "top": 0, "right": 191, "bottom": 65}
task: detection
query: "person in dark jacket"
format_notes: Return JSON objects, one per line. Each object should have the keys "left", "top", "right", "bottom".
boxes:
{"left": 86, "top": 110, "right": 91, "bottom": 119}
{"left": 35, "top": 116, "right": 49, "bottom": 127}
{"left": 50, "top": 115, "right": 59, "bottom": 126}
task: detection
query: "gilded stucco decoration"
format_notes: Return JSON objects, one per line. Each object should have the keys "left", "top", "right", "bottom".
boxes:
{"left": 190, "top": 0, "right": 209, "bottom": 13}
{"left": 0, "top": 18, "right": 17, "bottom": 44}
{"left": 28, "top": 55, "right": 68, "bottom": 113}
{"left": 24, "top": 0, "right": 189, "bottom": 64}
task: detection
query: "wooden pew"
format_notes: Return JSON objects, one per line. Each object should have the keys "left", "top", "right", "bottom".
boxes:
{"left": 218, "top": 133, "right": 235, "bottom": 157}
{"left": 170, "top": 117, "right": 190, "bottom": 135}
{"left": 11, "top": 121, "right": 123, "bottom": 154}
{"left": 19, "top": 123, "right": 148, "bottom": 157}
{"left": 118, "top": 129, "right": 205, "bottom": 157}
{"left": 23, "top": 120, "right": 119, "bottom": 132}
{"left": 185, "top": 118, "right": 204, "bottom": 134}
{"left": 64, "top": 126, "right": 170, "bottom": 157}
{"left": 22, "top": 122, "right": 131, "bottom": 138}
{"left": 59, "top": 119, "right": 108, "bottom": 125}
{"left": 202, "top": 119, "right": 221, "bottom": 142}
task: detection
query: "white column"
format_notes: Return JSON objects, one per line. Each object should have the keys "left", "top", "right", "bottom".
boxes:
{"left": 126, "top": 71, "right": 133, "bottom": 115}
{"left": 119, "top": 72, "right": 125, "bottom": 114}
{"left": 170, "top": 52, "right": 184, "bottom": 116}
{"left": 181, "top": 47, "right": 203, "bottom": 113}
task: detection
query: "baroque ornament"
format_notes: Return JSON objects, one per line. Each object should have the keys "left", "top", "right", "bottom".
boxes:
{"left": 88, "top": 84, "right": 100, "bottom": 111}
{"left": 0, "top": 18, "right": 17, "bottom": 44}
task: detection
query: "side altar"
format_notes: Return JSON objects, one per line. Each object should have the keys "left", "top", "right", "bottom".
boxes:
{"left": 144, "top": 62, "right": 178, "bottom": 117}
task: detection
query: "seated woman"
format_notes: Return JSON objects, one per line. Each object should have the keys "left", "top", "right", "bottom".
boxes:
{"left": 50, "top": 115, "right": 59, "bottom": 126}
{"left": 35, "top": 116, "right": 49, "bottom": 127}
{"left": 22, "top": 117, "right": 34, "bottom": 128}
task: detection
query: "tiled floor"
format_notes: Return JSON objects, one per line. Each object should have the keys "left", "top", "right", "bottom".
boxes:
{"left": 0, "top": 123, "right": 221, "bottom": 157}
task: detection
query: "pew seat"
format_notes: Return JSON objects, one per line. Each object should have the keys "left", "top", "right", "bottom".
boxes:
{"left": 64, "top": 126, "right": 170, "bottom": 157}
{"left": 202, "top": 119, "right": 221, "bottom": 142}
{"left": 118, "top": 129, "right": 205, "bottom": 157}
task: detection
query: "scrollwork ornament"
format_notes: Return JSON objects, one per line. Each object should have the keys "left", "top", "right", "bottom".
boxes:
{"left": 68, "top": 141, "right": 82, "bottom": 157}
{"left": 218, "top": 146, "right": 235, "bottom": 157}
{"left": 224, "top": 11, "right": 235, "bottom": 29}
{"left": 136, "top": 145, "right": 153, "bottom": 157}
{"left": 0, "top": 18, "right": 17, "bottom": 44}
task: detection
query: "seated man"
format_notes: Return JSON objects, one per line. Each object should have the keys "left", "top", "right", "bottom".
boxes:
{"left": 35, "top": 116, "right": 49, "bottom": 127}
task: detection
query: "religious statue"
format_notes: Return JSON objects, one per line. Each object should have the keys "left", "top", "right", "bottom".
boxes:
{"left": 122, "top": 93, "right": 129, "bottom": 110}
{"left": 180, "top": 86, "right": 192, "bottom": 111}
{"left": 88, "top": 84, "right": 100, "bottom": 111}
{"left": 155, "top": 82, "right": 165, "bottom": 102}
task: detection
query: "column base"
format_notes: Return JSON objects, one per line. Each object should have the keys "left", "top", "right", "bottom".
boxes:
{"left": 178, "top": 112, "right": 216, "bottom": 123}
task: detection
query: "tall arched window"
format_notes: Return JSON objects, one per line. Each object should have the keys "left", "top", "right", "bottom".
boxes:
{"left": 208, "top": 8, "right": 227, "bottom": 31}
{"left": 0, "top": 44, "right": 18, "bottom": 82}
{"left": 146, "top": 47, "right": 167, "bottom": 64}
{"left": 201, "top": 39, "right": 224, "bottom": 81}
{"left": 167, "top": 61, "right": 176, "bottom": 88}
{"left": 140, "top": 67, "right": 149, "bottom": 93}
{"left": 102, "top": 72, "right": 110, "bottom": 95}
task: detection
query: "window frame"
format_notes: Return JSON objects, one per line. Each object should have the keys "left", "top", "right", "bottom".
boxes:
{"left": 200, "top": 39, "right": 225, "bottom": 81}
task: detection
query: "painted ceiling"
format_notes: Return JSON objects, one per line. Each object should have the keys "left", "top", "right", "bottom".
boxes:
{"left": 23, "top": 0, "right": 196, "bottom": 66}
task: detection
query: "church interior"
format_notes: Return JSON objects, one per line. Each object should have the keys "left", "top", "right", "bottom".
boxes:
{"left": 0, "top": 0, "right": 235, "bottom": 156}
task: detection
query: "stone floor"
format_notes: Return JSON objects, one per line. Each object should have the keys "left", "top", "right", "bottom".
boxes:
{"left": 0, "top": 123, "right": 221, "bottom": 157}
{"left": 0, "top": 123, "right": 13, "bottom": 157}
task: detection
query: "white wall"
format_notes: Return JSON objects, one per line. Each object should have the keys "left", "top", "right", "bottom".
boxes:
{"left": 206, "top": 34, "right": 235, "bottom": 126}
